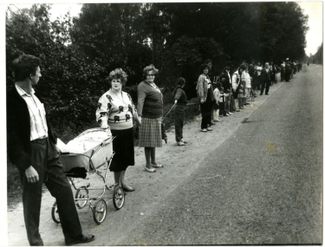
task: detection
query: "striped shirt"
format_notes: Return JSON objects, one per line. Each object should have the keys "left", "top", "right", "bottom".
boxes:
{"left": 15, "top": 84, "right": 48, "bottom": 141}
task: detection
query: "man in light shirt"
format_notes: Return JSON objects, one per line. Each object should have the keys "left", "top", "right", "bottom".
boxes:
{"left": 7, "top": 54, "right": 95, "bottom": 246}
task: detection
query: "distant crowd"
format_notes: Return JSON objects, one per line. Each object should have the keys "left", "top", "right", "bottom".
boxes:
{"left": 193, "top": 58, "right": 302, "bottom": 133}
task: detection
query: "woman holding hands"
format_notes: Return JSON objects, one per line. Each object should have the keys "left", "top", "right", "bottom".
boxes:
{"left": 96, "top": 68, "right": 138, "bottom": 192}
{"left": 137, "top": 65, "right": 164, "bottom": 173}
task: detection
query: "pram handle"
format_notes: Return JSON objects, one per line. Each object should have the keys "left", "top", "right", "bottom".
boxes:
{"left": 100, "top": 136, "right": 115, "bottom": 147}
{"left": 89, "top": 136, "right": 115, "bottom": 158}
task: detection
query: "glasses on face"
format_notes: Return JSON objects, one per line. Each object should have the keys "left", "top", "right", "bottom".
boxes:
{"left": 147, "top": 74, "right": 155, "bottom": 77}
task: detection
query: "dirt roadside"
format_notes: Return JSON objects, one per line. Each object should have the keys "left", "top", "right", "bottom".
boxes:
{"left": 7, "top": 82, "right": 283, "bottom": 246}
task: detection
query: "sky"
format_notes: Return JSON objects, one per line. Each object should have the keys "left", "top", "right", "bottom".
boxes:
{"left": 298, "top": 1, "right": 323, "bottom": 56}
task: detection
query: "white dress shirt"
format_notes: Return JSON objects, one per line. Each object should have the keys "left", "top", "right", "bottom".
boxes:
{"left": 15, "top": 84, "right": 48, "bottom": 141}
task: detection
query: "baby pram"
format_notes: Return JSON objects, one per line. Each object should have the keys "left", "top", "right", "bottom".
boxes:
{"left": 51, "top": 128, "right": 125, "bottom": 225}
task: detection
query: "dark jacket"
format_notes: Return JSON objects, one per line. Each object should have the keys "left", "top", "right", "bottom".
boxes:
{"left": 220, "top": 71, "right": 232, "bottom": 93}
{"left": 260, "top": 69, "right": 271, "bottom": 85}
{"left": 7, "top": 87, "right": 57, "bottom": 172}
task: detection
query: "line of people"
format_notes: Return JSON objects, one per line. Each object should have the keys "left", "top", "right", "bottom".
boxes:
{"left": 7, "top": 53, "right": 301, "bottom": 246}
{"left": 195, "top": 59, "right": 300, "bottom": 133}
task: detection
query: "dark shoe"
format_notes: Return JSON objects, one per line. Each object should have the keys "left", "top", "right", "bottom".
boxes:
{"left": 66, "top": 234, "right": 95, "bottom": 246}
{"left": 122, "top": 184, "right": 135, "bottom": 192}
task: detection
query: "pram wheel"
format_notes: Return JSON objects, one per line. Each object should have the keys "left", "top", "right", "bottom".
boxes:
{"left": 75, "top": 186, "right": 89, "bottom": 209}
{"left": 113, "top": 185, "right": 125, "bottom": 210}
{"left": 92, "top": 199, "right": 107, "bottom": 225}
{"left": 51, "top": 201, "right": 60, "bottom": 224}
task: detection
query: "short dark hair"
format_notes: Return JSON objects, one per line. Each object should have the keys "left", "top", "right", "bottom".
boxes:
{"left": 201, "top": 64, "right": 210, "bottom": 72}
{"left": 224, "top": 66, "right": 230, "bottom": 71}
{"left": 239, "top": 64, "right": 247, "bottom": 71}
{"left": 107, "top": 68, "right": 128, "bottom": 86}
{"left": 177, "top": 77, "right": 186, "bottom": 87}
{"left": 12, "top": 54, "right": 41, "bottom": 81}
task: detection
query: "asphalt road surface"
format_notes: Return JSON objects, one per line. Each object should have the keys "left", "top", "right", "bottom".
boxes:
{"left": 8, "top": 65, "right": 322, "bottom": 245}
{"left": 117, "top": 65, "right": 322, "bottom": 245}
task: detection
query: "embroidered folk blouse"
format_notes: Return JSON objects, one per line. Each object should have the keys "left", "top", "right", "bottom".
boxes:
{"left": 96, "top": 90, "right": 136, "bottom": 130}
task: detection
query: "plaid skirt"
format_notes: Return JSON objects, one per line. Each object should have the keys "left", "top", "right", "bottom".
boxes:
{"left": 138, "top": 117, "right": 162, "bottom": 147}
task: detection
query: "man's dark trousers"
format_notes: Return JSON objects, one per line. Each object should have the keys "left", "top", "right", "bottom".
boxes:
{"left": 260, "top": 81, "right": 270, "bottom": 95}
{"left": 174, "top": 104, "right": 186, "bottom": 142}
{"left": 200, "top": 101, "right": 212, "bottom": 129}
{"left": 21, "top": 138, "right": 83, "bottom": 245}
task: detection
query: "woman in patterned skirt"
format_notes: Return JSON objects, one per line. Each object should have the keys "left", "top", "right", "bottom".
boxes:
{"left": 96, "top": 68, "right": 139, "bottom": 192}
{"left": 137, "top": 64, "right": 164, "bottom": 173}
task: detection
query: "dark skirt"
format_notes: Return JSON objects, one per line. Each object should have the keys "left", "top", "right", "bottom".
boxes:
{"left": 110, "top": 128, "right": 135, "bottom": 172}
{"left": 213, "top": 103, "right": 219, "bottom": 110}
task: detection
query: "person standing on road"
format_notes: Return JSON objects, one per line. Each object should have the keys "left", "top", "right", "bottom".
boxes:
{"left": 173, "top": 77, "right": 188, "bottom": 146}
{"left": 231, "top": 64, "right": 245, "bottom": 111}
{"left": 212, "top": 82, "right": 222, "bottom": 122}
{"left": 260, "top": 62, "right": 272, "bottom": 95}
{"left": 220, "top": 66, "right": 232, "bottom": 116}
{"left": 284, "top": 58, "right": 292, "bottom": 82}
{"left": 255, "top": 62, "right": 263, "bottom": 93}
{"left": 96, "top": 68, "right": 139, "bottom": 192}
{"left": 137, "top": 64, "right": 164, "bottom": 173}
{"left": 7, "top": 54, "right": 95, "bottom": 246}
{"left": 242, "top": 65, "right": 252, "bottom": 105}
{"left": 196, "top": 64, "right": 214, "bottom": 132}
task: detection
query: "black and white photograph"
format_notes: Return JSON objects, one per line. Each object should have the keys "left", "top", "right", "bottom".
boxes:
{"left": 4, "top": 1, "right": 323, "bottom": 246}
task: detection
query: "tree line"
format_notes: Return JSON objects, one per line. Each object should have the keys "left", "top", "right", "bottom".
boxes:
{"left": 310, "top": 44, "right": 323, "bottom": 64}
{"left": 6, "top": 2, "right": 308, "bottom": 138}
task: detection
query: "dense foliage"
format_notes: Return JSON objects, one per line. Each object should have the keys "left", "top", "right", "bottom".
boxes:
{"left": 6, "top": 2, "right": 309, "bottom": 138}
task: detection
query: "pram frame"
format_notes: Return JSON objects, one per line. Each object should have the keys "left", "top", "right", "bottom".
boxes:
{"left": 51, "top": 136, "right": 125, "bottom": 225}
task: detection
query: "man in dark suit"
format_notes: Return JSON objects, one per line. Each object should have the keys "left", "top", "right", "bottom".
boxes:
{"left": 7, "top": 54, "right": 95, "bottom": 246}
{"left": 260, "top": 62, "right": 272, "bottom": 95}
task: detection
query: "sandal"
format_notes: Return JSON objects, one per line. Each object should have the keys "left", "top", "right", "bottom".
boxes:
{"left": 144, "top": 167, "right": 156, "bottom": 173}
{"left": 151, "top": 163, "right": 163, "bottom": 168}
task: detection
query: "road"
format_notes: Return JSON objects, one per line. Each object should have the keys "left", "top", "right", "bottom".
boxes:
{"left": 8, "top": 64, "right": 322, "bottom": 245}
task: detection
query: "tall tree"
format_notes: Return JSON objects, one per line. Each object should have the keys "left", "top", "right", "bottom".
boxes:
{"left": 70, "top": 3, "right": 152, "bottom": 85}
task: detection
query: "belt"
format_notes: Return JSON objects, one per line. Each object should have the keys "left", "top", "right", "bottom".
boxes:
{"left": 31, "top": 136, "right": 48, "bottom": 144}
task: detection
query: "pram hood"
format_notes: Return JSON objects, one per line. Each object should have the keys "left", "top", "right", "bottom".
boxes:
{"left": 60, "top": 127, "right": 112, "bottom": 154}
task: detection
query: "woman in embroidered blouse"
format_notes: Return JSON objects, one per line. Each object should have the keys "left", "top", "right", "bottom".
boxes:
{"left": 96, "top": 68, "right": 139, "bottom": 192}
{"left": 137, "top": 64, "right": 164, "bottom": 173}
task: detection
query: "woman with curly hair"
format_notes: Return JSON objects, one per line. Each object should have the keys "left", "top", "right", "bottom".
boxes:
{"left": 137, "top": 64, "right": 164, "bottom": 173}
{"left": 96, "top": 68, "right": 139, "bottom": 192}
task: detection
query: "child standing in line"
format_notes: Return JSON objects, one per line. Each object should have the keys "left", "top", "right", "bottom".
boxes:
{"left": 213, "top": 82, "right": 221, "bottom": 122}
{"left": 174, "top": 77, "right": 188, "bottom": 146}
{"left": 219, "top": 84, "right": 226, "bottom": 118}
